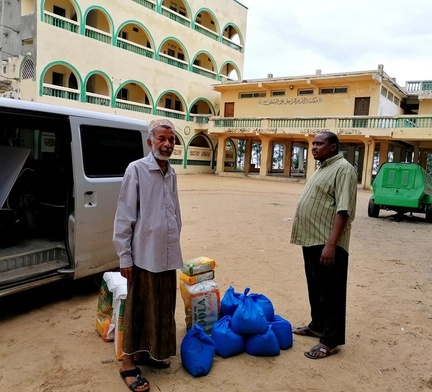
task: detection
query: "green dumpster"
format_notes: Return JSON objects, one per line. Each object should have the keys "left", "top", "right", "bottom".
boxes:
{"left": 368, "top": 162, "right": 432, "bottom": 222}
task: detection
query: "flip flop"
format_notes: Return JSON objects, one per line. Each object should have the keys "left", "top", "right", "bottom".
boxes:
{"left": 304, "top": 344, "right": 339, "bottom": 359}
{"left": 293, "top": 326, "right": 321, "bottom": 338}
{"left": 119, "top": 367, "right": 150, "bottom": 392}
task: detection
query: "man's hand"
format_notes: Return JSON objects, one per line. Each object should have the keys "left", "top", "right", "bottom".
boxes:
{"left": 120, "top": 266, "right": 133, "bottom": 282}
{"left": 320, "top": 244, "right": 336, "bottom": 265}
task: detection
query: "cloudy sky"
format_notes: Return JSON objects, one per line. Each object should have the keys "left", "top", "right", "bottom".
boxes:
{"left": 239, "top": 0, "right": 432, "bottom": 87}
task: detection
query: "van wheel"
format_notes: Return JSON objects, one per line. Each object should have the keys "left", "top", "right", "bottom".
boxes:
{"left": 425, "top": 205, "right": 432, "bottom": 223}
{"left": 368, "top": 198, "right": 380, "bottom": 218}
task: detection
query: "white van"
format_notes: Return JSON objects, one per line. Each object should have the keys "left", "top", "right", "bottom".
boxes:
{"left": 0, "top": 98, "right": 149, "bottom": 297}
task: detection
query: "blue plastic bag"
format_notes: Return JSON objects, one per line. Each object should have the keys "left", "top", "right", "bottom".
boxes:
{"left": 231, "top": 288, "right": 268, "bottom": 335}
{"left": 271, "top": 314, "right": 293, "bottom": 350}
{"left": 245, "top": 324, "right": 280, "bottom": 356}
{"left": 211, "top": 315, "right": 245, "bottom": 358}
{"left": 180, "top": 324, "right": 216, "bottom": 377}
{"left": 250, "top": 292, "right": 275, "bottom": 321}
{"left": 220, "top": 286, "right": 243, "bottom": 317}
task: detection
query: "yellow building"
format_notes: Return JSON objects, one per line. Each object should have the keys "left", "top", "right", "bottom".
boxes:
{"left": 210, "top": 66, "right": 432, "bottom": 188}
{"left": 0, "top": 0, "right": 248, "bottom": 174}
{"left": 2, "top": 2, "right": 432, "bottom": 188}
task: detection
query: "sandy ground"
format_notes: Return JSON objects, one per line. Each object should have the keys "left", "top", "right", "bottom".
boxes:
{"left": 1, "top": 174, "right": 431, "bottom": 392}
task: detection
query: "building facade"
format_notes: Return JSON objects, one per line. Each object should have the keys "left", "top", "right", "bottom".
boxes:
{"left": 0, "top": 0, "right": 248, "bottom": 174}
{"left": 2, "top": 1, "right": 432, "bottom": 188}
{"left": 210, "top": 66, "right": 432, "bottom": 188}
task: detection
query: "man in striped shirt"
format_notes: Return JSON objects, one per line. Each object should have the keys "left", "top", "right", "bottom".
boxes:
{"left": 290, "top": 131, "right": 357, "bottom": 359}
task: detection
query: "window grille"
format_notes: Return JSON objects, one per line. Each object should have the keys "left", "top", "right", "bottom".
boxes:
{"left": 21, "top": 59, "right": 35, "bottom": 80}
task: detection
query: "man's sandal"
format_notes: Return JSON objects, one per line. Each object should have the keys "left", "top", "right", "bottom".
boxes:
{"left": 304, "top": 344, "right": 338, "bottom": 359}
{"left": 293, "top": 326, "right": 321, "bottom": 338}
{"left": 119, "top": 367, "right": 150, "bottom": 392}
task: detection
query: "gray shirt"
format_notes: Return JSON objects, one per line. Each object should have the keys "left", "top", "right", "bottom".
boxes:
{"left": 113, "top": 152, "right": 183, "bottom": 272}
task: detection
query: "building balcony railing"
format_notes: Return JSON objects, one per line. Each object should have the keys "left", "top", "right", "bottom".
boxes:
{"left": 405, "top": 80, "right": 432, "bottom": 93}
{"left": 117, "top": 37, "right": 154, "bottom": 58}
{"left": 190, "top": 114, "right": 210, "bottom": 124}
{"left": 194, "top": 24, "right": 218, "bottom": 41}
{"left": 132, "top": 0, "right": 156, "bottom": 10}
{"left": 115, "top": 99, "right": 152, "bottom": 113}
{"left": 221, "top": 37, "right": 243, "bottom": 52}
{"left": 86, "top": 92, "right": 111, "bottom": 106}
{"left": 210, "top": 115, "right": 432, "bottom": 137}
{"left": 43, "top": 11, "right": 79, "bottom": 33}
{"left": 158, "top": 53, "right": 188, "bottom": 70}
{"left": 156, "top": 107, "right": 186, "bottom": 120}
{"left": 85, "top": 25, "right": 112, "bottom": 44}
{"left": 161, "top": 7, "right": 191, "bottom": 27}
{"left": 43, "top": 84, "right": 80, "bottom": 101}
{"left": 192, "top": 65, "right": 217, "bottom": 79}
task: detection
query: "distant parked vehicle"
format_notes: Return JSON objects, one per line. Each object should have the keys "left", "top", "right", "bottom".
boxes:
{"left": 368, "top": 162, "right": 432, "bottom": 222}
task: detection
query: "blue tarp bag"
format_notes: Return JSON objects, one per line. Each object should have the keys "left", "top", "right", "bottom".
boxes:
{"left": 231, "top": 288, "right": 268, "bottom": 335}
{"left": 220, "top": 285, "right": 243, "bottom": 317}
{"left": 180, "top": 324, "right": 216, "bottom": 377}
{"left": 245, "top": 324, "right": 280, "bottom": 356}
{"left": 250, "top": 292, "right": 275, "bottom": 321}
{"left": 271, "top": 314, "right": 293, "bottom": 350}
{"left": 211, "top": 315, "right": 245, "bottom": 358}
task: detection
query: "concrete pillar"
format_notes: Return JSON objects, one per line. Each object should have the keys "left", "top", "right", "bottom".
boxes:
{"left": 419, "top": 150, "right": 428, "bottom": 168}
{"left": 215, "top": 135, "right": 227, "bottom": 173}
{"left": 379, "top": 141, "right": 389, "bottom": 168}
{"left": 284, "top": 140, "right": 293, "bottom": 177}
{"left": 346, "top": 145, "right": 356, "bottom": 166}
{"left": 244, "top": 139, "right": 252, "bottom": 173}
{"left": 413, "top": 146, "right": 420, "bottom": 163}
{"left": 298, "top": 146, "right": 305, "bottom": 171}
{"left": 393, "top": 146, "right": 402, "bottom": 162}
{"left": 363, "top": 139, "right": 376, "bottom": 190}
{"left": 259, "top": 138, "right": 271, "bottom": 176}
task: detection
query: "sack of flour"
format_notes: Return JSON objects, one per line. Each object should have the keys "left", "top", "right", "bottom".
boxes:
{"left": 180, "top": 279, "right": 220, "bottom": 334}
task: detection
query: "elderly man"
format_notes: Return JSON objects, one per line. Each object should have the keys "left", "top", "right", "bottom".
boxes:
{"left": 113, "top": 119, "right": 183, "bottom": 391}
{"left": 291, "top": 131, "right": 357, "bottom": 359}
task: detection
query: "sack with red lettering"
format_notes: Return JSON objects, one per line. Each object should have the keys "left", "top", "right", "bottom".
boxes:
{"left": 180, "top": 279, "right": 220, "bottom": 334}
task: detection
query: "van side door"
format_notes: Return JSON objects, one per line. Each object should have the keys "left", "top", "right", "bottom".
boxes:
{"left": 69, "top": 117, "right": 148, "bottom": 279}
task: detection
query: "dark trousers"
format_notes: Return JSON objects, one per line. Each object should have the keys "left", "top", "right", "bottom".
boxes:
{"left": 302, "top": 245, "right": 349, "bottom": 348}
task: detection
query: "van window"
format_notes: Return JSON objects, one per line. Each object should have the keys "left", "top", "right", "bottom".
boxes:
{"left": 80, "top": 125, "right": 144, "bottom": 177}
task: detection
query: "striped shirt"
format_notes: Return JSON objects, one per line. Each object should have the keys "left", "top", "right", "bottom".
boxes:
{"left": 113, "top": 152, "right": 183, "bottom": 272}
{"left": 290, "top": 153, "right": 357, "bottom": 252}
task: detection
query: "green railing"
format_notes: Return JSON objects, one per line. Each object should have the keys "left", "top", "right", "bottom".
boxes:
{"left": 270, "top": 118, "right": 327, "bottom": 128}
{"left": 44, "top": 13, "right": 79, "bottom": 33}
{"left": 213, "top": 116, "right": 432, "bottom": 129}
{"left": 161, "top": 8, "right": 190, "bottom": 27}
{"left": 115, "top": 100, "right": 152, "bottom": 113}
{"left": 221, "top": 37, "right": 243, "bottom": 52}
{"left": 215, "top": 119, "right": 262, "bottom": 127}
{"left": 194, "top": 24, "right": 218, "bottom": 40}
{"left": 86, "top": 94, "right": 110, "bottom": 106}
{"left": 85, "top": 27, "right": 111, "bottom": 44}
{"left": 132, "top": 0, "right": 156, "bottom": 10}
{"left": 158, "top": 55, "right": 188, "bottom": 70}
{"left": 43, "top": 86, "right": 79, "bottom": 101}
{"left": 117, "top": 39, "right": 154, "bottom": 58}
{"left": 422, "top": 81, "right": 432, "bottom": 91}
{"left": 191, "top": 115, "right": 210, "bottom": 124}
{"left": 192, "top": 66, "right": 217, "bottom": 79}
{"left": 156, "top": 108, "right": 186, "bottom": 120}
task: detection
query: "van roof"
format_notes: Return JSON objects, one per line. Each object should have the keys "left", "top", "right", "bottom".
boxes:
{"left": 0, "top": 97, "right": 149, "bottom": 128}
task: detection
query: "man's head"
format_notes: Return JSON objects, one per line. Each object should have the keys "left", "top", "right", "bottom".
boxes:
{"left": 147, "top": 119, "right": 176, "bottom": 161}
{"left": 311, "top": 132, "right": 339, "bottom": 162}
